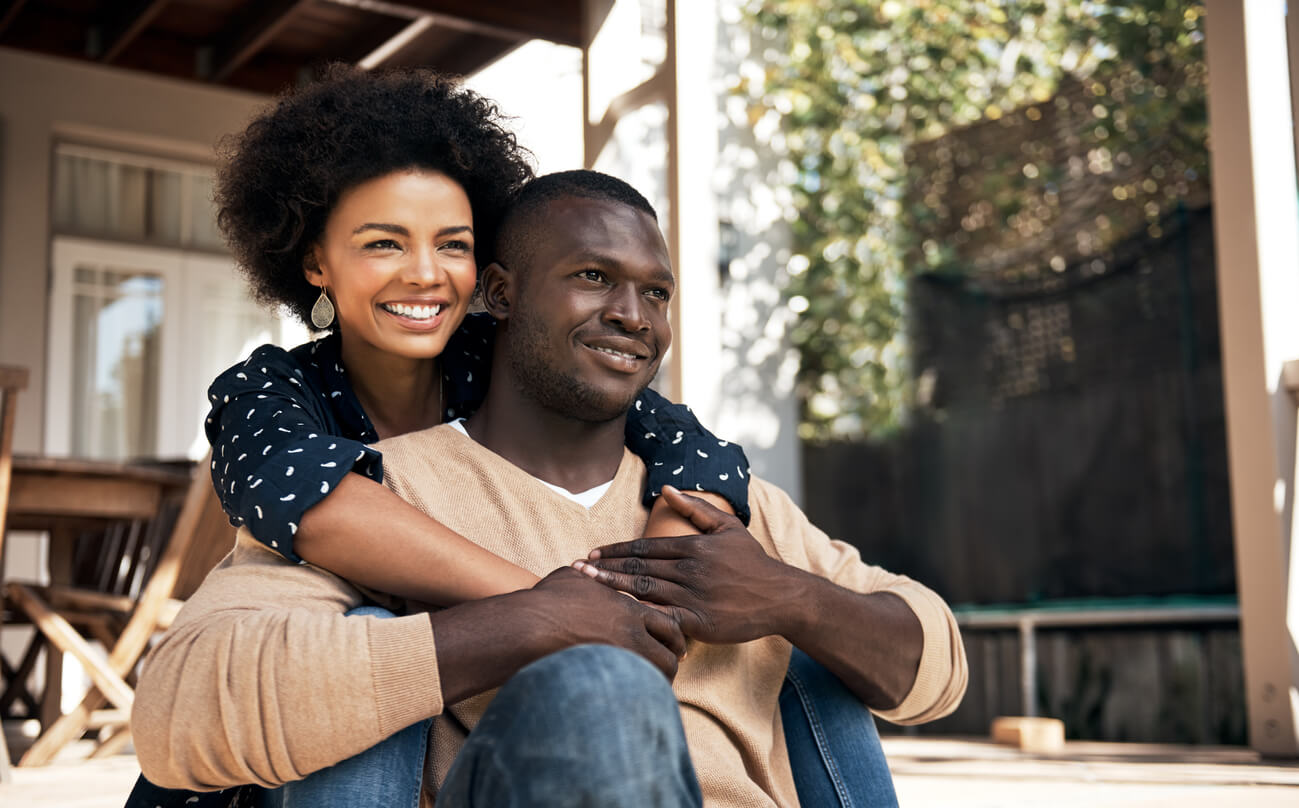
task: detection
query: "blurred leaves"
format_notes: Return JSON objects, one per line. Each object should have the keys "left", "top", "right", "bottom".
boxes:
{"left": 740, "top": 0, "right": 1207, "bottom": 440}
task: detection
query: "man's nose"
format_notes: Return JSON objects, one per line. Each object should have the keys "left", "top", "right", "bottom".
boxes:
{"left": 604, "top": 286, "right": 651, "bottom": 332}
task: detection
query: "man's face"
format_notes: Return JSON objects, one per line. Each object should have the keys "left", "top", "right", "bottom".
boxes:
{"left": 505, "top": 196, "right": 674, "bottom": 423}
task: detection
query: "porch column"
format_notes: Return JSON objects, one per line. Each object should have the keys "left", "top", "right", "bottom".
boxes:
{"left": 1205, "top": 0, "right": 1299, "bottom": 757}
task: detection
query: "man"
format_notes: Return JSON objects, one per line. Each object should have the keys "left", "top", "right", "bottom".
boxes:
{"left": 135, "top": 171, "right": 966, "bottom": 807}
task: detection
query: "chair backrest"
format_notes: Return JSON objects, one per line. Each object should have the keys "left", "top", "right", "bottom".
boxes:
{"left": 170, "top": 471, "right": 238, "bottom": 601}
{"left": 0, "top": 365, "right": 30, "bottom": 562}
{"left": 105, "top": 452, "right": 235, "bottom": 669}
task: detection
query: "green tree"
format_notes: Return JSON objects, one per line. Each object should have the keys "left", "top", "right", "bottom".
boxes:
{"left": 741, "top": 0, "right": 1207, "bottom": 439}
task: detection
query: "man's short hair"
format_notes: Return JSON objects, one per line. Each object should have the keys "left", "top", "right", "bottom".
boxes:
{"left": 494, "top": 170, "right": 659, "bottom": 276}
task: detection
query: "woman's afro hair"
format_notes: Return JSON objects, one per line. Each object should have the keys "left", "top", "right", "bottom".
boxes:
{"left": 215, "top": 64, "right": 535, "bottom": 326}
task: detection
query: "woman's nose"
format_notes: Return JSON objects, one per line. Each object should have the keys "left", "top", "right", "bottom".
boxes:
{"left": 403, "top": 248, "right": 444, "bottom": 285}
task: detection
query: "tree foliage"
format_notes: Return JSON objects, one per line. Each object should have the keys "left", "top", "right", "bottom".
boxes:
{"left": 740, "top": 0, "right": 1207, "bottom": 439}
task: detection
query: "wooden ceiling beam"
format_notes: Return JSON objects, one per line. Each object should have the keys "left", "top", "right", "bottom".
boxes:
{"left": 356, "top": 14, "right": 436, "bottom": 69}
{"left": 320, "top": 0, "right": 581, "bottom": 48}
{"left": 100, "top": 0, "right": 173, "bottom": 63}
{"left": 0, "top": 0, "right": 31, "bottom": 40}
{"left": 209, "top": 0, "right": 314, "bottom": 83}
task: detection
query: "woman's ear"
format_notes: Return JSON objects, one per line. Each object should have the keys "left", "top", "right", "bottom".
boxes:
{"left": 479, "top": 262, "right": 513, "bottom": 321}
{"left": 302, "top": 245, "right": 326, "bottom": 287}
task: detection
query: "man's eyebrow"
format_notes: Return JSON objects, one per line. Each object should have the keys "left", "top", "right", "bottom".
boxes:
{"left": 567, "top": 250, "right": 675, "bottom": 282}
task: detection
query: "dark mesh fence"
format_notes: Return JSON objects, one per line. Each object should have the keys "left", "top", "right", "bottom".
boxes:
{"left": 804, "top": 205, "right": 1234, "bottom": 604}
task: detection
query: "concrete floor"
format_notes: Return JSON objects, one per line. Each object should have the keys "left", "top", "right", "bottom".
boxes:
{"left": 2, "top": 736, "right": 1298, "bottom": 806}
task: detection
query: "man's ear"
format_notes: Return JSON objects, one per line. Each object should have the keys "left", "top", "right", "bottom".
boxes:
{"left": 479, "top": 262, "right": 514, "bottom": 321}
{"left": 302, "top": 245, "right": 325, "bottom": 287}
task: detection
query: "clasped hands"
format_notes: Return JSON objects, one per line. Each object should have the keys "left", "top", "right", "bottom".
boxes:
{"left": 571, "top": 485, "right": 804, "bottom": 647}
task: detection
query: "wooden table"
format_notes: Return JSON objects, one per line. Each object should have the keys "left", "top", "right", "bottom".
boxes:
{"left": 2, "top": 456, "right": 190, "bottom": 747}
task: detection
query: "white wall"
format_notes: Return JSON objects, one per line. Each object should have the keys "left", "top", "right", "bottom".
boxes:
{"left": 712, "top": 0, "right": 802, "bottom": 501}
{"left": 0, "top": 47, "right": 267, "bottom": 454}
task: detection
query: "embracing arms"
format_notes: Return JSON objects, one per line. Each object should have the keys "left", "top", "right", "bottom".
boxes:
{"left": 205, "top": 337, "right": 744, "bottom": 605}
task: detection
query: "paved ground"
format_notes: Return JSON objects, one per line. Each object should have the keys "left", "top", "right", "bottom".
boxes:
{"left": 3, "top": 736, "right": 1299, "bottom": 806}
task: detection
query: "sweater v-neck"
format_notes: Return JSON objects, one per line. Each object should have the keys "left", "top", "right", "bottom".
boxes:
{"left": 440, "top": 421, "right": 637, "bottom": 517}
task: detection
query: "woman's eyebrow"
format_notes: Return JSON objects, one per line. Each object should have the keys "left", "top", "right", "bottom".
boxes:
{"left": 352, "top": 222, "right": 409, "bottom": 236}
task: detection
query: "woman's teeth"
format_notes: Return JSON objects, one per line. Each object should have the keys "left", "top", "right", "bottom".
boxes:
{"left": 383, "top": 303, "right": 442, "bottom": 320}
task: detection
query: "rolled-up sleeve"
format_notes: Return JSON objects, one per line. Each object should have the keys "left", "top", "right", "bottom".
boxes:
{"left": 206, "top": 346, "right": 382, "bottom": 563}
{"left": 627, "top": 388, "right": 752, "bottom": 524}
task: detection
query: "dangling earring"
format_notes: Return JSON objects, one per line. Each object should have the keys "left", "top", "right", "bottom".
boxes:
{"left": 311, "top": 285, "right": 335, "bottom": 329}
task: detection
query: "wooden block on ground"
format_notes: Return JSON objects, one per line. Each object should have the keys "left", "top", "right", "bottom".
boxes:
{"left": 991, "top": 716, "right": 1065, "bottom": 753}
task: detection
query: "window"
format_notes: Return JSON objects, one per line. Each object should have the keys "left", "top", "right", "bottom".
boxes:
{"left": 46, "top": 146, "right": 305, "bottom": 460}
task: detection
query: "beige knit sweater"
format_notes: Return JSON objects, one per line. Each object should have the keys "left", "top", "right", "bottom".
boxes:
{"left": 134, "top": 425, "right": 966, "bottom": 807}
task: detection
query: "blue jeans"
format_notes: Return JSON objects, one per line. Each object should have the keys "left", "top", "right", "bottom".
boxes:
{"left": 781, "top": 647, "right": 900, "bottom": 808}
{"left": 273, "top": 641, "right": 898, "bottom": 808}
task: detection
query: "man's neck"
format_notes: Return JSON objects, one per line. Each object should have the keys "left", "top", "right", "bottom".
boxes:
{"left": 463, "top": 389, "right": 627, "bottom": 495}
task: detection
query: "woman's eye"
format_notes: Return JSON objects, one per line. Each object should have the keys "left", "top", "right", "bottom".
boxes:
{"left": 364, "top": 239, "right": 400, "bottom": 251}
{"left": 440, "top": 239, "right": 473, "bottom": 253}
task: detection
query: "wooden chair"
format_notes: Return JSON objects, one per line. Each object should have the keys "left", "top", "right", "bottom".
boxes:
{"left": 0, "top": 365, "right": 29, "bottom": 781}
{"left": 3, "top": 452, "right": 235, "bottom": 765}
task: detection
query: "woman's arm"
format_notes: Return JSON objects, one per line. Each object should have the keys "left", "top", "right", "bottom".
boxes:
{"left": 207, "top": 343, "right": 536, "bottom": 604}
{"left": 296, "top": 472, "right": 538, "bottom": 602}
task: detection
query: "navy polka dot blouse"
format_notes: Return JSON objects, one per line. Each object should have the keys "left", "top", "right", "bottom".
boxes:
{"left": 205, "top": 313, "right": 751, "bottom": 563}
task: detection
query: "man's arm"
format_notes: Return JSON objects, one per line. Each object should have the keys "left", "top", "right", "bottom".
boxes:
{"left": 575, "top": 484, "right": 967, "bottom": 722}
{"left": 134, "top": 533, "right": 684, "bottom": 792}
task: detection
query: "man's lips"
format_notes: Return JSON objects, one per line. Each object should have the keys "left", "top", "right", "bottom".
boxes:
{"left": 581, "top": 336, "right": 653, "bottom": 362}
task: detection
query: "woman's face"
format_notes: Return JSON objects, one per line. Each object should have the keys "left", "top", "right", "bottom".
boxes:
{"left": 307, "top": 169, "right": 477, "bottom": 364}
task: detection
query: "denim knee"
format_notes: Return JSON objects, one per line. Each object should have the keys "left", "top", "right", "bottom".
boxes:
{"left": 513, "top": 644, "right": 674, "bottom": 712}
{"left": 438, "top": 645, "right": 700, "bottom": 807}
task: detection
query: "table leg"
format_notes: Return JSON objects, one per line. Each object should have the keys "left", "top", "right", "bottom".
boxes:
{"left": 38, "top": 526, "right": 75, "bottom": 732}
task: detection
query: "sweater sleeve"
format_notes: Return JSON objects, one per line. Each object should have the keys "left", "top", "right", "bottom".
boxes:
{"left": 205, "top": 344, "right": 383, "bottom": 563}
{"left": 626, "top": 387, "right": 752, "bottom": 524}
{"left": 750, "top": 479, "right": 968, "bottom": 725}
{"left": 132, "top": 529, "right": 441, "bottom": 791}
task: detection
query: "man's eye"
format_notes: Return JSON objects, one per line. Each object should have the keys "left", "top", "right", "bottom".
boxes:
{"left": 577, "top": 269, "right": 607, "bottom": 283}
{"left": 645, "top": 288, "right": 670, "bottom": 301}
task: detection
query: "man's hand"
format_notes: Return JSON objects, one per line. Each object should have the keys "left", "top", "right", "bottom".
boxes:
{"left": 644, "top": 490, "right": 734, "bottom": 538}
{"left": 523, "top": 567, "right": 688, "bottom": 680}
{"left": 574, "top": 486, "right": 807, "bottom": 644}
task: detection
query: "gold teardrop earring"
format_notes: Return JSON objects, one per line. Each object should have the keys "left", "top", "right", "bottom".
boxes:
{"left": 311, "top": 284, "right": 335, "bottom": 329}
